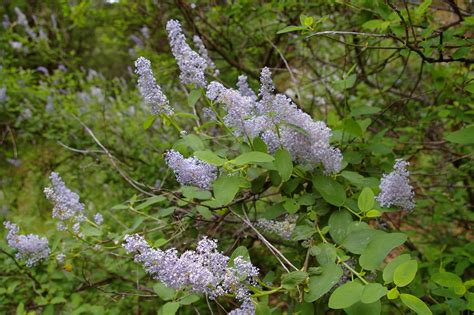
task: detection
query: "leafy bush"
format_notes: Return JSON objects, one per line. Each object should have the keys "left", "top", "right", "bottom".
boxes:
{"left": 1, "top": 1, "right": 473, "bottom": 314}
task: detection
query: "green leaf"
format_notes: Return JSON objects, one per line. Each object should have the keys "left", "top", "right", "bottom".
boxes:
{"left": 231, "top": 151, "right": 275, "bottom": 165}
{"left": 181, "top": 186, "right": 212, "bottom": 200}
{"left": 343, "top": 118, "right": 363, "bottom": 136}
{"left": 329, "top": 281, "right": 364, "bottom": 309}
{"left": 383, "top": 254, "right": 411, "bottom": 284}
{"left": 81, "top": 226, "right": 102, "bottom": 237}
{"left": 387, "top": 287, "right": 400, "bottom": 300}
{"left": 153, "top": 283, "right": 175, "bottom": 301}
{"left": 274, "top": 149, "right": 293, "bottom": 182}
{"left": 310, "top": 243, "right": 337, "bottom": 265}
{"left": 143, "top": 115, "right": 156, "bottom": 130}
{"left": 431, "top": 272, "right": 463, "bottom": 288}
{"left": 342, "top": 228, "right": 377, "bottom": 254}
{"left": 345, "top": 301, "right": 381, "bottom": 315}
{"left": 415, "top": 0, "right": 432, "bottom": 17}
{"left": 153, "top": 238, "right": 167, "bottom": 248}
{"left": 305, "top": 263, "right": 343, "bottom": 302}
{"left": 193, "top": 150, "right": 226, "bottom": 166}
{"left": 212, "top": 176, "right": 240, "bottom": 206}
{"left": 452, "top": 47, "right": 471, "bottom": 59}
{"left": 178, "top": 134, "right": 205, "bottom": 151}
{"left": 291, "top": 224, "right": 315, "bottom": 241}
{"left": 187, "top": 89, "right": 201, "bottom": 107}
{"left": 465, "top": 83, "right": 474, "bottom": 94}
{"left": 161, "top": 302, "right": 180, "bottom": 315}
{"left": 179, "top": 294, "right": 200, "bottom": 305}
{"left": 359, "top": 232, "right": 407, "bottom": 270}
{"left": 135, "top": 195, "right": 166, "bottom": 210}
{"left": 366, "top": 210, "right": 381, "bottom": 217}
{"left": 361, "top": 283, "right": 388, "bottom": 304}
{"left": 333, "top": 74, "right": 357, "bottom": 91}
{"left": 444, "top": 125, "right": 474, "bottom": 144}
{"left": 394, "top": 260, "right": 418, "bottom": 287}
{"left": 196, "top": 205, "right": 213, "bottom": 219}
{"left": 358, "top": 187, "right": 375, "bottom": 212}
{"left": 276, "top": 25, "right": 308, "bottom": 34}
{"left": 362, "top": 19, "right": 389, "bottom": 30}
{"left": 313, "top": 175, "right": 346, "bottom": 206}
{"left": 16, "top": 302, "right": 25, "bottom": 315}
{"left": 303, "top": 16, "right": 314, "bottom": 27}
{"left": 281, "top": 271, "right": 308, "bottom": 290}
{"left": 400, "top": 294, "right": 432, "bottom": 315}
{"left": 283, "top": 198, "right": 299, "bottom": 214}
{"left": 328, "top": 210, "right": 353, "bottom": 244}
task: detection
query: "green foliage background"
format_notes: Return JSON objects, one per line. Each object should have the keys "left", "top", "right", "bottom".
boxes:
{"left": 0, "top": 0, "right": 473, "bottom": 314}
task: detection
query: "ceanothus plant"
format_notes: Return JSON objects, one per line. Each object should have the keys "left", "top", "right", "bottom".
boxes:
{"left": 2, "top": 18, "right": 431, "bottom": 315}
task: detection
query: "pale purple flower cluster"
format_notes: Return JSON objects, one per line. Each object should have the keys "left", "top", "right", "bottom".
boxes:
{"left": 123, "top": 235, "right": 258, "bottom": 311}
{"left": 44, "top": 172, "right": 86, "bottom": 232}
{"left": 236, "top": 75, "right": 257, "bottom": 101}
{"left": 4, "top": 221, "right": 50, "bottom": 267}
{"left": 134, "top": 57, "right": 172, "bottom": 115}
{"left": 164, "top": 150, "right": 217, "bottom": 189}
{"left": 206, "top": 68, "right": 343, "bottom": 174}
{"left": 228, "top": 298, "right": 255, "bottom": 315}
{"left": 376, "top": 159, "right": 415, "bottom": 210}
{"left": 166, "top": 20, "right": 207, "bottom": 87}
{"left": 93, "top": 213, "right": 104, "bottom": 225}
{"left": 256, "top": 215, "right": 297, "bottom": 240}
{"left": 193, "top": 35, "right": 219, "bottom": 76}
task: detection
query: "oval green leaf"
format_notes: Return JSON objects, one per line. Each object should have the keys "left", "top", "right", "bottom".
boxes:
{"left": 231, "top": 151, "right": 275, "bottom": 165}
{"left": 358, "top": 187, "right": 375, "bottom": 212}
{"left": 305, "top": 263, "right": 343, "bottom": 302}
{"left": 394, "top": 260, "right": 418, "bottom": 287}
{"left": 383, "top": 254, "right": 411, "bottom": 284}
{"left": 361, "top": 283, "right": 388, "bottom": 304}
{"left": 359, "top": 232, "right": 407, "bottom": 270}
{"left": 313, "top": 175, "right": 347, "bottom": 206}
{"left": 400, "top": 294, "right": 432, "bottom": 315}
{"left": 329, "top": 281, "right": 364, "bottom": 309}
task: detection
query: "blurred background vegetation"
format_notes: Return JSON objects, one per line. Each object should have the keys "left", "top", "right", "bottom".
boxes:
{"left": 0, "top": 0, "right": 473, "bottom": 314}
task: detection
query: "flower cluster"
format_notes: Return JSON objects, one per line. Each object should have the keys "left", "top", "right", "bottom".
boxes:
{"left": 166, "top": 19, "right": 208, "bottom": 87}
{"left": 93, "top": 213, "right": 104, "bottom": 225}
{"left": 236, "top": 75, "right": 257, "bottom": 101}
{"left": 193, "top": 35, "right": 219, "bottom": 76}
{"left": 206, "top": 68, "right": 342, "bottom": 174}
{"left": 134, "top": 56, "right": 173, "bottom": 115}
{"left": 44, "top": 172, "right": 85, "bottom": 233}
{"left": 376, "top": 159, "right": 415, "bottom": 211}
{"left": 255, "top": 215, "right": 297, "bottom": 240}
{"left": 164, "top": 150, "right": 217, "bottom": 189}
{"left": 123, "top": 235, "right": 258, "bottom": 312}
{"left": 4, "top": 221, "right": 50, "bottom": 267}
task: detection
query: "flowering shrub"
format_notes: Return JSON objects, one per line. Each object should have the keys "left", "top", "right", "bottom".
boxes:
{"left": 1, "top": 2, "right": 473, "bottom": 315}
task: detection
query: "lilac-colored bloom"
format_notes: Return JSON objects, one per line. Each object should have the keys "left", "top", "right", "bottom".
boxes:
{"left": 164, "top": 150, "right": 217, "bottom": 189}
{"left": 93, "top": 213, "right": 104, "bottom": 225}
{"left": 4, "top": 221, "right": 50, "bottom": 267}
{"left": 123, "top": 235, "right": 258, "bottom": 310}
{"left": 206, "top": 68, "right": 342, "bottom": 174}
{"left": 134, "top": 57, "right": 172, "bottom": 115}
{"left": 376, "top": 159, "right": 415, "bottom": 210}
{"left": 237, "top": 75, "right": 257, "bottom": 101}
{"left": 166, "top": 19, "right": 207, "bottom": 87}
{"left": 44, "top": 172, "right": 86, "bottom": 231}
{"left": 37, "top": 66, "right": 49, "bottom": 75}
{"left": 193, "top": 35, "right": 219, "bottom": 76}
